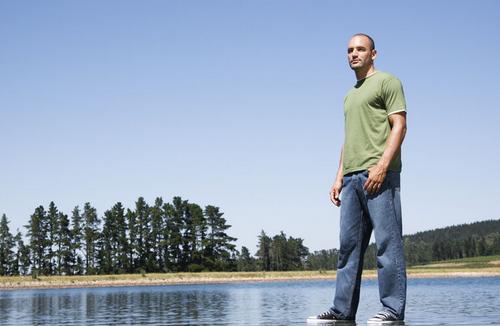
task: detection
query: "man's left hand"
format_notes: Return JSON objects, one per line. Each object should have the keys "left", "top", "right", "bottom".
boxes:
{"left": 364, "top": 164, "right": 387, "bottom": 194}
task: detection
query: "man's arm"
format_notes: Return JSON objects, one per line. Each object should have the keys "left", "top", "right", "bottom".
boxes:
{"left": 330, "top": 146, "right": 344, "bottom": 206}
{"left": 364, "top": 112, "right": 407, "bottom": 194}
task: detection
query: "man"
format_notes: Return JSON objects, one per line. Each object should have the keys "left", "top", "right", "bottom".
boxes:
{"left": 308, "top": 33, "right": 407, "bottom": 324}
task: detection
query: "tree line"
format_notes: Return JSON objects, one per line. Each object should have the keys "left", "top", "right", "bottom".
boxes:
{"left": 235, "top": 230, "right": 310, "bottom": 272}
{"left": 245, "top": 219, "right": 500, "bottom": 272}
{"left": 1, "top": 200, "right": 499, "bottom": 276}
{"left": 0, "top": 196, "right": 238, "bottom": 276}
{"left": 305, "top": 219, "right": 500, "bottom": 270}
{"left": 402, "top": 219, "right": 500, "bottom": 266}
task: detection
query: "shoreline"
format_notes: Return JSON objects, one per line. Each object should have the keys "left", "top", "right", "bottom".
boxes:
{"left": 2, "top": 269, "right": 500, "bottom": 291}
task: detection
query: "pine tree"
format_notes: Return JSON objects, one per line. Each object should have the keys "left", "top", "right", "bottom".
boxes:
{"left": 46, "top": 202, "right": 59, "bottom": 274}
{"left": 98, "top": 209, "right": 114, "bottom": 274}
{"left": 164, "top": 197, "right": 186, "bottom": 272}
{"left": 236, "top": 246, "right": 257, "bottom": 271}
{"left": 204, "top": 205, "right": 237, "bottom": 271}
{"left": 160, "top": 202, "right": 173, "bottom": 272}
{"left": 270, "top": 232, "right": 287, "bottom": 271}
{"left": 256, "top": 230, "right": 271, "bottom": 271}
{"left": 286, "top": 235, "right": 309, "bottom": 270}
{"left": 182, "top": 202, "right": 196, "bottom": 270}
{"left": 56, "top": 212, "right": 74, "bottom": 275}
{"left": 193, "top": 204, "right": 208, "bottom": 268}
{"left": 183, "top": 203, "right": 206, "bottom": 272}
{"left": 98, "top": 203, "right": 129, "bottom": 274}
{"left": 25, "top": 206, "right": 49, "bottom": 276}
{"left": 83, "top": 203, "right": 100, "bottom": 275}
{"left": 126, "top": 208, "right": 137, "bottom": 272}
{"left": 0, "top": 214, "right": 15, "bottom": 275}
{"left": 15, "top": 230, "right": 30, "bottom": 276}
{"left": 150, "top": 197, "right": 164, "bottom": 272}
{"left": 10, "top": 231, "right": 21, "bottom": 275}
{"left": 113, "top": 202, "right": 129, "bottom": 273}
{"left": 71, "top": 206, "right": 84, "bottom": 274}
{"left": 133, "top": 197, "right": 151, "bottom": 272}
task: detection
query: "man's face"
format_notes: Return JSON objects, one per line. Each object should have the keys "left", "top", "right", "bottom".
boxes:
{"left": 347, "top": 35, "right": 376, "bottom": 71}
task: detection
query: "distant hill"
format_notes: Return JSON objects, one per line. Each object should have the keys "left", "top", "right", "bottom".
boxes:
{"left": 402, "top": 219, "right": 500, "bottom": 266}
{"left": 306, "top": 219, "right": 500, "bottom": 270}
{"left": 407, "top": 219, "right": 500, "bottom": 243}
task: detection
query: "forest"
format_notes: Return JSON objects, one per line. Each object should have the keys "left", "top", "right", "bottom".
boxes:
{"left": 305, "top": 219, "right": 500, "bottom": 270}
{"left": 0, "top": 197, "right": 237, "bottom": 276}
{"left": 1, "top": 198, "right": 499, "bottom": 275}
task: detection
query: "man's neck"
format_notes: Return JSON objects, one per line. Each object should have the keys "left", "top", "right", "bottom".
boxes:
{"left": 355, "top": 66, "right": 376, "bottom": 81}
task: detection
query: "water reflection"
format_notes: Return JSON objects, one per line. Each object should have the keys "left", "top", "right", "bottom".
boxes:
{"left": 80, "top": 287, "right": 233, "bottom": 325}
{"left": 0, "top": 277, "right": 499, "bottom": 325}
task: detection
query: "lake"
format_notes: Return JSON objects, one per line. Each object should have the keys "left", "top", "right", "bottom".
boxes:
{"left": 1, "top": 277, "right": 499, "bottom": 325}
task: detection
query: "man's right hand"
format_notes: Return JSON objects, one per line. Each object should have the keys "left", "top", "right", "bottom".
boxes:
{"left": 330, "top": 178, "right": 343, "bottom": 207}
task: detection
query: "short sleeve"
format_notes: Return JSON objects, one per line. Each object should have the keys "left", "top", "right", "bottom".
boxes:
{"left": 382, "top": 76, "right": 407, "bottom": 115}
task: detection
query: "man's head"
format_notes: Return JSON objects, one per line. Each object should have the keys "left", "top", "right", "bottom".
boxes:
{"left": 347, "top": 33, "right": 377, "bottom": 72}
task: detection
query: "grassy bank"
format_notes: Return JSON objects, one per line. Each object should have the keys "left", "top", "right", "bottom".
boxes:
{"left": 2, "top": 255, "right": 499, "bottom": 290}
{"left": 412, "top": 255, "right": 500, "bottom": 269}
{"left": 407, "top": 255, "right": 500, "bottom": 275}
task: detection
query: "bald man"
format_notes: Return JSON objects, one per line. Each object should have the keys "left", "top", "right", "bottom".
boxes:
{"left": 308, "top": 34, "right": 408, "bottom": 324}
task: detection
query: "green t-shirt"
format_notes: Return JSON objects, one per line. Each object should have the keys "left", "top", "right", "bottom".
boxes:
{"left": 342, "top": 71, "right": 406, "bottom": 175}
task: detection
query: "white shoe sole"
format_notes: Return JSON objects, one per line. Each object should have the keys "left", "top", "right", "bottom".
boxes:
{"left": 307, "top": 317, "right": 355, "bottom": 324}
{"left": 367, "top": 320, "right": 404, "bottom": 324}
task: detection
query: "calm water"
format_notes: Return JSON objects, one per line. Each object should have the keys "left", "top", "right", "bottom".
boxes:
{"left": 1, "top": 277, "right": 499, "bottom": 325}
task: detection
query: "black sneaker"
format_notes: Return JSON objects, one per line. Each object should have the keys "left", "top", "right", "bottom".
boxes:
{"left": 307, "top": 309, "right": 354, "bottom": 324}
{"left": 367, "top": 311, "right": 404, "bottom": 324}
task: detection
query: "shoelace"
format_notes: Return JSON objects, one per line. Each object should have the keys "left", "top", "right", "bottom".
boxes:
{"left": 373, "top": 311, "right": 393, "bottom": 320}
{"left": 318, "top": 310, "right": 335, "bottom": 318}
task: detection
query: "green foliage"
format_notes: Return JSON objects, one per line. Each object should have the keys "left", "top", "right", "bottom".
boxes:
{"left": 204, "top": 205, "right": 237, "bottom": 271}
{"left": 4, "top": 196, "right": 237, "bottom": 276}
{"left": 150, "top": 197, "right": 165, "bottom": 272}
{"left": 165, "top": 197, "right": 185, "bottom": 271}
{"left": 415, "top": 255, "right": 500, "bottom": 269}
{"left": 187, "top": 263, "right": 204, "bottom": 273}
{"left": 7, "top": 201, "right": 497, "bottom": 276}
{"left": 254, "top": 230, "right": 309, "bottom": 271}
{"left": 307, "top": 219, "right": 500, "bottom": 270}
{"left": 15, "top": 230, "right": 30, "bottom": 275}
{"left": 404, "top": 219, "right": 500, "bottom": 265}
{"left": 46, "top": 202, "right": 59, "bottom": 275}
{"left": 98, "top": 202, "right": 129, "bottom": 274}
{"left": 70, "top": 206, "right": 84, "bottom": 275}
{"left": 256, "top": 230, "right": 271, "bottom": 271}
{"left": 237, "top": 246, "right": 257, "bottom": 271}
{"left": 25, "top": 206, "right": 49, "bottom": 275}
{"left": 0, "top": 214, "right": 15, "bottom": 275}
{"left": 306, "top": 249, "right": 339, "bottom": 271}
{"left": 55, "top": 212, "right": 74, "bottom": 275}
{"left": 183, "top": 203, "right": 204, "bottom": 269}
{"left": 83, "top": 202, "right": 100, "bottom": 275}
{"left": 132, "top": 197, "right": 150, "bottom": 272}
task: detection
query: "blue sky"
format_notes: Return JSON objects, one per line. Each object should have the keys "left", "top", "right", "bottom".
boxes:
{"left": 1, "top": 1, "right": 499, "bottom": 252}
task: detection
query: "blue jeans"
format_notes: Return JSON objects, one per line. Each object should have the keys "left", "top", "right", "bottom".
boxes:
{"left": 331, "top": 170, "right": 406, "bottom": 320}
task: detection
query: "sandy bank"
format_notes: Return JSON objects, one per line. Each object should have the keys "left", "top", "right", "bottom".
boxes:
{"left": 1, "top": 269, "right": 499, "bottom": 290}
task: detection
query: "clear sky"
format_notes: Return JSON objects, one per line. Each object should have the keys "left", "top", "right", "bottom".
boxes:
{"left": 1, "top": 1, "right": 499, "bottom": 253}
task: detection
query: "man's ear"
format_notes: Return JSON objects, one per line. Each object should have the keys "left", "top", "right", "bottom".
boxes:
{"left": 371, "top": 49, "right": 377, "bottom": 61}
